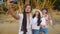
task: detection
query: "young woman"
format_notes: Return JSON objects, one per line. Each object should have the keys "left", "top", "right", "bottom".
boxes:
{"left": 39, "top": 8, "right": 53, "bottom": 34}
{"left": 32, "top": 9, "right": 42, "bottom": 34}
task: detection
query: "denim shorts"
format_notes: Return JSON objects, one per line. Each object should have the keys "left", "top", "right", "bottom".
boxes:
{"left": 32, "top": 29, "right": 39, "bottom": 34}
{"left": 39, "top": 28, "right": 48, "bottom": 34}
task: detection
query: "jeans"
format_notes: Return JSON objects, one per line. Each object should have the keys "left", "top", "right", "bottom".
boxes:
{"left": 32, "top": 29, "right": 39, "bottom": 34}
{"left": 39, "top": 28, "right": 48, "bottom": 34}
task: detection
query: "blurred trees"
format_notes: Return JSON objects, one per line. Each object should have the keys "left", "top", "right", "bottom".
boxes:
{"left": 17, "top": 0, "right": 57, "bottom": 12}
{"left": 54, "top": 0, "right": 60, "bottom": 10}
{"left": 18, "top": 0, "right": 60, "bottom": 10}
{"left": 0, "top": 0, "right": 7, "bottom": 14}
{"left": 0, "top": 0, "right": 60, "bottom": 14}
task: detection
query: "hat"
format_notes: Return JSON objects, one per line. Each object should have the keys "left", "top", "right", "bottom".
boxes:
{"left": 32, "top": 9, "right": 42, "bottom": 17}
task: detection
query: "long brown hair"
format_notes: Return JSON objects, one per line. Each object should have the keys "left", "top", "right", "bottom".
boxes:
{"left": 22, "top": 4, "right": 31, "bottom": 34}
{"left": 33, "top": 12, "right": 41, "bottom": 26}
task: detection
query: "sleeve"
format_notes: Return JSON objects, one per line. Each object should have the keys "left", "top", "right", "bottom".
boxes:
{"left": 18, "top": 13, "right": 23, "bottom": 19}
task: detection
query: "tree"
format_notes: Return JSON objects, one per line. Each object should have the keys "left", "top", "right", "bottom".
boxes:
{"left": 54, "top": 0, "right": 60, "bottom": 10}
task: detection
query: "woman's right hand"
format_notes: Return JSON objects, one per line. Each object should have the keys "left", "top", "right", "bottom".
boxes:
{"left": 7, "top": 0, "right": 13, "bottom": 8}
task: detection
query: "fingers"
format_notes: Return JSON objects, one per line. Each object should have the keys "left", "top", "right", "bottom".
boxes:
{"left": 7, "top": 0, "right": 13, "bottom": 5}
{"left": 7, "top": 0, "right": 13, "bottom": 8}
{"left": 7, "top": 0, "right": 10, "bottom": 5}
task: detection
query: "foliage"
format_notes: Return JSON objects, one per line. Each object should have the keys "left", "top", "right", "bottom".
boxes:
{"left": 0, "top": 0, "right": 60, "bottom": 14}
{"left": 54, "top": 0, "right": 60, "bottom": 10}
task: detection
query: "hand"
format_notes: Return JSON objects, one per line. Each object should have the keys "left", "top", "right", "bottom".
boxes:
{"left": 7, "top": 0, "right": 13, "bottom": 8}
{"left": 7, "top": 0, "right": 11, "bottom": 5}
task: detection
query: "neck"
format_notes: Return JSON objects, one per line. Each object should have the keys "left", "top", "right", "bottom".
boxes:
{"left": 26, "top": 13, "right": 30, "bottom": 17}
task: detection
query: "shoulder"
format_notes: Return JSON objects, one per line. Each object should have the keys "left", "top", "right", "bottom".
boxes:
{"left": 19, "top": 13, "right": 23, "bottom": 16}
{"left": 18, "top": 13, "right": 23, "bottom": 18}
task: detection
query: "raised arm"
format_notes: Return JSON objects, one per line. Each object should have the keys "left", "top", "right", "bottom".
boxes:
{"left": 7, "top": 0, "right": 20, "bottom": 20}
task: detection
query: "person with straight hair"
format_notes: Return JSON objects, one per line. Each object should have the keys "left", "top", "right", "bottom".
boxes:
{"left": 32, "top": 9, "right": 42, "bottom": 34}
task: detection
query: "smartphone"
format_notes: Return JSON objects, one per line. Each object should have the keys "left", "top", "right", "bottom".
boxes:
{"left": 10, "top": 0, "right": 17, "bottom": 4}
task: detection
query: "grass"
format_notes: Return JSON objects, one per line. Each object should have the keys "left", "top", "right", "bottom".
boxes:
{"left": 0, "top": 14, "right": 19, "bottom": 34}
{"left": 0, "top": 23, "right": 19, "bottom": 34}
{"left": 0, "top": 11, "right": 60, "bottom": 34}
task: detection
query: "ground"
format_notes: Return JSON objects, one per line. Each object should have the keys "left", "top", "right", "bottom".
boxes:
{"left": 0, "top": 11, "right": 60, "bottom": 34}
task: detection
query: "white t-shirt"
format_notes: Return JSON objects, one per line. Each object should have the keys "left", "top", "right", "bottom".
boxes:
{"left": 40, "top": 15, "right": 48, "bottom": 28}
{"left": 41, "top": 18, "right": 46, "bottom": 25}
{"left": 32, "top": 17, "right": 40, "bottom": 30}
{"left": 18, "top": 13, "right": 32, "bottom": 34}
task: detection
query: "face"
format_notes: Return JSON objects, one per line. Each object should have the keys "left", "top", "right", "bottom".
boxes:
{"left": 25, "top": 5, "right": 31, "bottom": 13}
{"left": 42, "top": 10, "right": 47, "bottom": 14}
{"left": 35, "top": 11, "right": 39, "bottom": 16}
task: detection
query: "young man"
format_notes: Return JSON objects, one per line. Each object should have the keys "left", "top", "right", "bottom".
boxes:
{"left": 7, "top": 0, "right": 32, "bottom": 34}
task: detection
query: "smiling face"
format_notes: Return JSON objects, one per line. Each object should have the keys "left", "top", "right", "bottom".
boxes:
{"left": 25, "top": 5, "right": 31, "bottom": 13}
{"left": 42, "top": 9, "right": 47, "bottom": 14}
